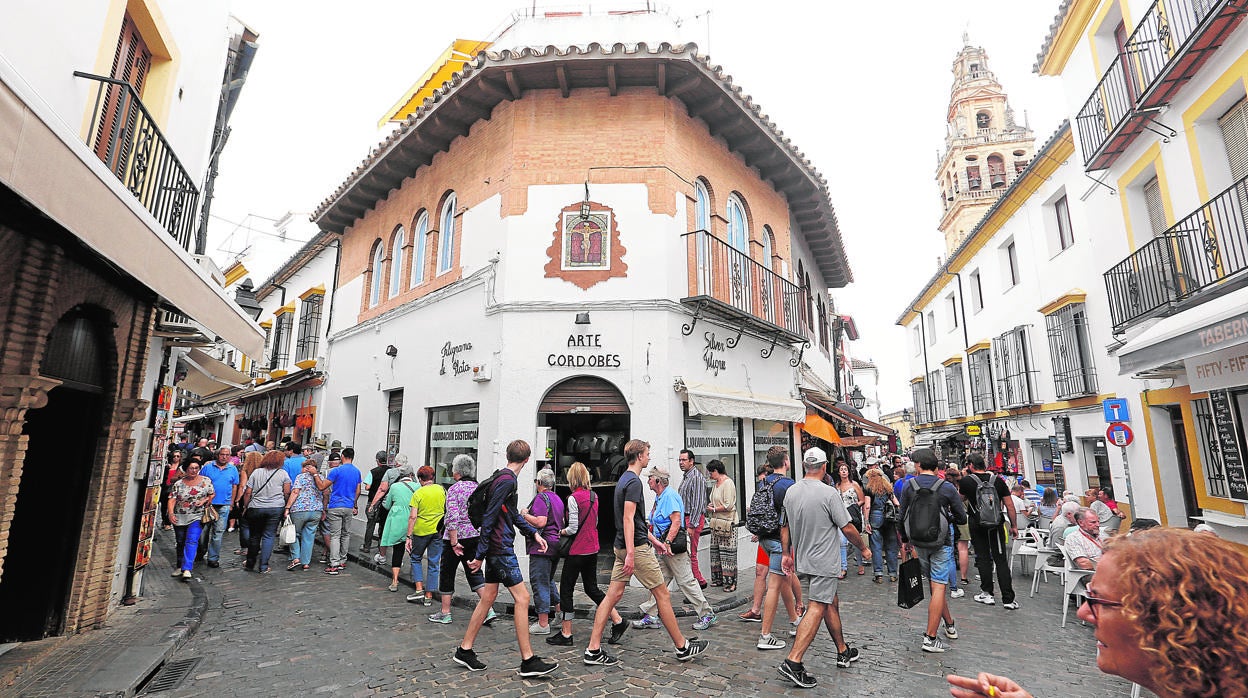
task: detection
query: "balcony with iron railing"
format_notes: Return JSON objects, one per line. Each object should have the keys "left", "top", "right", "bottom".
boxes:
{"left": 1104, "top": 172, "right": 1248, "bottom": 331}
{"left": 1076, "top": 0, "right": 1248, "bottom": 171}
{"left": 74, "top": 72, "right": 200, "bottom": 250}
{"left": 681, "top": 230, "right": 809, "bottom": 345}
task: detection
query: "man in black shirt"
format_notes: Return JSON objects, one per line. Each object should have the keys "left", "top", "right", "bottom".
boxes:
{"left": 361, "top": 451, "right": 389, "bottom": 553}
{"left": 958, "top": 453, "right": 1018, "bottom": 609}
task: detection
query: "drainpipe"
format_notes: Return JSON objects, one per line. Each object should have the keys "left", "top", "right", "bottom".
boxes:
{"left": 323, "top": 238, "right": 341, "bottom": 339}
{"left": 912, "top": 303, "right": 932, "bottom": 427}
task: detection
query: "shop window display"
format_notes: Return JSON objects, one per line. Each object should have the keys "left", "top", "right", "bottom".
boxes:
{"left": 685, "top": 413, "right": 742, "bottom": 514}
{"left": 427, "top": 404, "right": 479, "bottom": 485}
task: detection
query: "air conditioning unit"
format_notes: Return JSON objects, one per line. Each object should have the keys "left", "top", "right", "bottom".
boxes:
{"left": 472, "top": 363, "right": 492, "bottom": 382}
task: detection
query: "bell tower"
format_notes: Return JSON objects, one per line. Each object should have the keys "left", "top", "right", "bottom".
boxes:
{"left": 936, "top": 35, "right": 1035, "bottom": 254}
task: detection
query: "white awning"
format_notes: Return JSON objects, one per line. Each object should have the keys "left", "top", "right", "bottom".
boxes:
{"left": 683, "top": 381, "right": 805, "bottom": 423}
{"left": 172, "top": 411, "right": 221, "bottom": 424}
{"left": 177, "top": 348, "right": 252, "bottom": 399}
{"left": 1116, "top": 286, "right": 1248, "bottom": 375}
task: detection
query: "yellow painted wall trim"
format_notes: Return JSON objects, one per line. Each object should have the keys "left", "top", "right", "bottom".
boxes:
{"left": 223, "top": 262, "right": 249, "bottom": 287}
{"left": 1182, "top": 50, "right": 1248, "bottom": 203}
{"left": 1038, "top": 0, "right": 1101, "bottom": 76}
{"left": 1138, "top": 390, "right": 1171, "bottom": 526}
{"left": 1038, "top": 289, "right": 1088, "bottom": 315}
{"left": 294, "top": 359, "right": 318, "bottom": 370}
{"left": 299, "top": 284, "right": 327, "bottom": 301}
{"left": 915, "top": 394, "right": 1118, "bottom": 429}
{"left": 1142, "top": 386, "right": 1246, "bottom": 517}
{"left": 910, "top": 376, "right": 925, "bottom": 385}
{"left": 941, "top": 356, "right": 964, "bottom": 367}
{"left": 268, "top": 369, "right": 288, "bottom": 380}
{"left": 966, "top": 341, "right": 991, "bottom": 353}
{"left": 274, "top": 303, "right": 296, "bottom": 316}
{"left": 1115, "top": 141, "right": 1174, "bottom": 251}
{"left": 259, "top": 319, "right": 273, "bottom": 329}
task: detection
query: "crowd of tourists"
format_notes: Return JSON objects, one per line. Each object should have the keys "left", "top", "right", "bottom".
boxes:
{"left": 161, "top": 434, "right": 1248, "bottom": 696}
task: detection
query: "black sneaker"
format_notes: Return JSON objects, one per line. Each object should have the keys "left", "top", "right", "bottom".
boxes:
{"left": 608, "top": 619, "right": 629, "bottom": 645}
{"left": 675, "top": 638, "right": 709, "bottom": 662}
{"left": 836, "top": 646, "right": 860, "bottom": 668}
{"left": 453, "top": 646, "right": 486, "bottom": 671}
{"left": 582, "top": 648, "right": 619, "bottom": 666}
{"left": 546, "top": 632, "right": 574, "bottom": 646}
{"left": 517, "top": 655, "right": 558, "bottom": 677}
{"left": 778, "top": 659, "right": 818, "bottom": 689}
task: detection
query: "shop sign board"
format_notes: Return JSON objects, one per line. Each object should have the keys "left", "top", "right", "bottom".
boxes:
{"left": 1052, "top": 462, "right": 1066, "bottom": 493}
{"left": 965, "top": 424, "right": 982, "bottom": 436}
{"left": 1185, "top": 344, "right": 1248, "bottom": 393}
{"left": 430, "top": 422, "right": 480, "bottom": 448}
{"left": 1208, "top": 390, "right": 1248, "bottom": 503}
{"left": 1048, "top": 435, "right": 1062, "bottom": 464}
{"left": 548, "top": 333, "right": 622, "bottom": 369}
{"left": 440, "top": 340, "right": 473, "bottom": 376}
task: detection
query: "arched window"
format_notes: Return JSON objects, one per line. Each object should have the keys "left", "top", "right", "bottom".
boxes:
{"left": 410, "top": 210, "right": 429, "bottom": 287}
{"left": 726, "top": 195, "right": 748, "bottom": 252}
{"left": 389, "top": 226, "right": 405, "bottom": 298}
{"left": 796, "top": 260, "right": 807, "bottom": 327}
{"left": 761, "top": 225, "right": 774, "bottom": 269}
{"left": 694, "top": 179, "right": 711, "bottom": 231}
{"left": 988, "top": 154, "right": 1006, "bottom": 188}
{"left": 805, "top": 270, "right": 814, "bottom": 334}
{"left": 369, "top": 240, "right": 385, "bottom": 307}
{"left": 437, "top": 193, "right": 457, "bottom": 275}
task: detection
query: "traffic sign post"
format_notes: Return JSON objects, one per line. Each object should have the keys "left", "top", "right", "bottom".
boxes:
{"left": 1103, "top": 398, "right": 1131, "bottom": 423}
{"left": 1105, "top": 422, "right": 1138, "bottom": 514}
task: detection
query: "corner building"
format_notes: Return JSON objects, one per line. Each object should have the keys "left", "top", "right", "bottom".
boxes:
{"left": 316, "top": 36, "right": 852, "bottom": 572}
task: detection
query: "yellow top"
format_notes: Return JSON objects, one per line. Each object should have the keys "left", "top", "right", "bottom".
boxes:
{"left": 299, "top": 284, "right": 326, "bottom": 301}
{"left": 1038, "top": 289, "right": 1088, "bottom": 315}
{"left": 378, "top": 39, "right": 493, "bottom": 127}
{"left": 274, "top": 303, "right": 296, "bottom": 316}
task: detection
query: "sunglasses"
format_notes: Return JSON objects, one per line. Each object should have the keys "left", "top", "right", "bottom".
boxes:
{"left": 1082, "top": 592, "right": 1123, "bottom": 621}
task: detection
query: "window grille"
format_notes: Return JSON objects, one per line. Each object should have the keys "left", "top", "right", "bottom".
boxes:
{"left": 1192, "top": 398, "right": 1229, "bottom": 498}
{"left": 992, "top": 326, "right": 1035, "bottom": 408}
{"left": 969, "top": 348, "right": 995, "bottom": 413}
{"left": 295, "top": 294, "right": 323, "bottom": 363}
{"left": 1045, "top": 303, "right": 1098, "bottom": 399}
{"left": 253, "top": 326, "right": 272, "bottom": 377}
{"left": 946, "top": 362, "right": 967, "bottom": 417}
{"left": 911, "top": 380, "right": 928, "bottom": 424}
{"left": 927, "top": 369, "right": 947, "bottom": 421}
{"left": 269, "top": 313, "right": 292, "bottom": 371}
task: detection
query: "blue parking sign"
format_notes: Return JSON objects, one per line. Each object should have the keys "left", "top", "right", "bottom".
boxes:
{"left": 1103, "top": 398, "right": 1131, "bottom": 423}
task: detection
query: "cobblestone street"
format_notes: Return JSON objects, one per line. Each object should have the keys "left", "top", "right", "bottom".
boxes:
{"left": 163, "top": 532, "right": 1139, "bottom": 698}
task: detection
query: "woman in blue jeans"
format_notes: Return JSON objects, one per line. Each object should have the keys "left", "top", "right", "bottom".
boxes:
{"left": 864, "top": 468, "right": 900, "bottom": 582}
{"left": 520, "top": 468, "right": 563, "bottom": 634}
{"left": 404, "top": 466, "right": 445, "bottom": 604}
{"left": 284, "top": 459, "right": 323, "bottom": 571}
{"left": 243, "top": 451, "right": 292, "bottom": 573}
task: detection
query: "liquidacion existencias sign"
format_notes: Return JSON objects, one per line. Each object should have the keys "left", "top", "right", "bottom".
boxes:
{"left": 548, "top": 333, "right": 622, "bottom": 368}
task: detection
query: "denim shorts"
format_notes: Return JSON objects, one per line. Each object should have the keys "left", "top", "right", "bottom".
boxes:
{"left": 915, "top": 545, "right": 953, "bottom": 585}
{"left": 759, "top": 536, "right": 785, "bottom": 576}
{"left": 484, "top": 552, "right": 525, "bottom": 588}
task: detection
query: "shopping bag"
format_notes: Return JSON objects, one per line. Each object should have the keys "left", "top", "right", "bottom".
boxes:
{"left": 897, "top": 555, "right": 925, "bottom": 609}
{"left": 280, "top": 517, "right": 296, "bottom": 545}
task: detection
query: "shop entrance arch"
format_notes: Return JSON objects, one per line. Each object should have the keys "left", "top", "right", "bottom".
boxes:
{"left": 537, "top": 376, "right": 629, "bottom": 554}
{"left": 0, "top": 309, "right": 111, "bottom": 642}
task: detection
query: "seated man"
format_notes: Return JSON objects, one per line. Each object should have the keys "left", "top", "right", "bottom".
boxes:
{"left": 1090, "top": 487, "right": 1123, "bottom": 536}
{"left": 1063, "top": 508, "right": 1104, "bottom": 570}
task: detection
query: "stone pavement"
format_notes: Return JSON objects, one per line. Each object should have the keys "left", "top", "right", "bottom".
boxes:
{"left": 160, "top": 530, "right": 1144, "bottom": 698}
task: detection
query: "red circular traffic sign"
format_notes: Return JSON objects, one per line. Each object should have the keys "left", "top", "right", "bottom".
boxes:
{"left": 1106, "top": 422, "right": 1133, "bottom": 447}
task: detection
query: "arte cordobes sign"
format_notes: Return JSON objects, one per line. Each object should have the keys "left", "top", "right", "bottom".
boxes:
{"left": 548, "top": 333, "right": 622, "bottom": 368}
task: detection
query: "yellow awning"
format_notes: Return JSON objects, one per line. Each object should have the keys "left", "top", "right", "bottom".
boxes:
{"left": 378, "top": 39, "right": 492, "bottom": 126}
{"left": 800, "top": 411, "right": 842, "bottom": 445}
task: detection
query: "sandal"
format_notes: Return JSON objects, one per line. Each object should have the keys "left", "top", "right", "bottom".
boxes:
{"left": 873, "top": 574, "right": 883, "bottom": 584}
{"left": 287, "top": 560, "right": 301, "bottom": 571}
{"left": 302, "top": 565, "right": 310, "bottom": 571}
{"left": 387, "top": 583, "right": 399, "bottom": 592}
{"left": 723, "top": 582, "right": 736, "bottom": 593}
{"left": 857, "top": 566, "right": 866, "bottom": 575}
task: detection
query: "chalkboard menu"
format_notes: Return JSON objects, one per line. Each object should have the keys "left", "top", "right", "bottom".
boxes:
{"left": 1048, "top": 435, "right": 1063, "bottom": 464}
{"left": 1209, "top": 390, "right": 1248, "bottom": 503}
{"left": 1052, "top": 462, "right": 1066, "bottom": 494}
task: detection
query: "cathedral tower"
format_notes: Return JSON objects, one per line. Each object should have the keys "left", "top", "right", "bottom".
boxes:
{"left": 936, "top": 36, "right": 1035, "bottom": 254}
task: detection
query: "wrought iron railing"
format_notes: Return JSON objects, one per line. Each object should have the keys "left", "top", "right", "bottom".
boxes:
{"left": 75, "top": 71, "right": 200, "bottom": 250}
{"left": 683, "top": 230, "right": 806, "bottom": 339}
{"left": 1075, "top": 55, "right": 1136, "bottom": 166}
{"left": 1104, "top": 173, "right": 1248, "bottom": 330}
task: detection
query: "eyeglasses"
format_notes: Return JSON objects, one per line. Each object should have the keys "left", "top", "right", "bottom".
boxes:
{"left": 1082, "top": 592, "right": 1123, "bottom": 621}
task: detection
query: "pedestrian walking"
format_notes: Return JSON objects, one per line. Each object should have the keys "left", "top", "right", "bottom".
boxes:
{"left": 199, "top": 447, "right": 240, "bottom": 569}
{"left": 776, "top": 447, "right": 870, "bottom": 689}
{"left": 283, "top": 459, "right": 323, "bottom": 571}
{"left": 242, "top": 451, "right": 291, "bottom": 573}
{"left": 831, "top": 459, "right": 868, "bottom": 578}
{"left": 362, "top": 450, "right": 390, "bottom": 554}
{"left": 755, "top": 446, "right": 796, "bottom": 651}
{"left": 167, "top": 460, "right": 214, "bottom": 580}
{"left": 431, "top": 454, "right": 496, "bottom": 625}
{"left": 864, "top": 467, "right": 899, "bottom": 583}
{"left": 233, "top": 450, "right": 262, "bottom": 555}
{"left": 960, "top": 452, "right": 1018, "bottom": 608}
{"left": 705, "top": 459, "right": 737, "bottom": 591}
{"left": 380, "top": 465, "right": 417, "bottom": 592}
{"left": 405, "top": 465, "right": 445, "bottom": 602}
{"left": 453, "top": 440, "right": 558, "bottom": 677}
{"left": 581, "top": 439, "right": 709, "bottom": 667}
{"left": 315, "top": 446, "right": 362, "bottom": 575}
{"left": 899, "top": 448, "right": 968, "bottom": 653}
{"left": 368, "top": 451, "right": 405, "bottom": 565}
{"left": 520, "top": 468, "right": 562, "bottom": 634}
{"left": 548, "top": 461, "right": 626, "bottom": 646}
{"left": 160, "top": 450, "right": 184, "bottom": 529}
{"left": 632, "top": 464, "right": 716, "bottom": 631}
{"left": 676, "top": 449, "right": 709, "bottom": 588}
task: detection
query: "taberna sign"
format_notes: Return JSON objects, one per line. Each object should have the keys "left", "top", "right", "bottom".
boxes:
{"left": 548, "top": 333, "right": 622, "bottom": 368}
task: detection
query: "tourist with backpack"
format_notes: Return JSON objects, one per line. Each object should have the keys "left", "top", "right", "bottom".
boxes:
{"left": 958, "top": 452, "right": 1019, "bottom": 610}
{"left": 748, "top": 445, "right": 797, "bottom": 651}
{"left": 899, "top": 448, "right": 967, "bottom": 653}
{"left": 453, "top": 440, "right": 558, "bottom": 678}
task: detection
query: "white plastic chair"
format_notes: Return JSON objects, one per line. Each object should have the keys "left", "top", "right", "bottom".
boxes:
{"left": 1029, "top": 531, "right": 1064, "bottom": 597}
{"left": 1058, "top": 542, "right": 1093, "bottom": 628}
{"left": 1013, "top": 528, "right": 1044, "bottom": 575}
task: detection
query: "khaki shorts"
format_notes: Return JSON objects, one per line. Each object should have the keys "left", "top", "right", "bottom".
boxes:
{"left": 612, "top": 545, "right": 665, "bottom": 589}
{"left": 798, "top": 573, "right": 840, "bottom": 605}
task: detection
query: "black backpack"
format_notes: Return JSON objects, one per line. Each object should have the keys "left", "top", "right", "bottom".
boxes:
{"left": 467, "top": 469, "right": 506, "bottom": 530}
{"left": 973, "top": 472, "right": 1004, "bottom": 529}
{"left": 903, "top": 478, "right": 949, "bottom": 548}
{"left": 745, "top": 475, "right": 785, "bottom": 536}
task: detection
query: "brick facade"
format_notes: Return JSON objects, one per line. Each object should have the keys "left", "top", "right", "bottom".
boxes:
{"left": 0, "top": 225, "right": 154, "bottom": 635}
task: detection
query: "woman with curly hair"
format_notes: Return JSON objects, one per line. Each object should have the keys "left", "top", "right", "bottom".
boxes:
{"left": 863, "top": 468, "right": 899, "bottom": 583}
{"left": 948, "top": 527, "right": 1248, "bottom": 698}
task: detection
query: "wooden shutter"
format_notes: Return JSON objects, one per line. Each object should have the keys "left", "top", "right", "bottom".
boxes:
{"left": 388, "top": 390, "right": 404, "bottom": 414}
{"left": 1142, "top": 177, "right": 1167, "bottom": 237}
{"left": 1218, "top": 98, "right": 1248, "bottom": 181}
{"left": 538, "top": 377, "right": 628, "bottom": 414}
{"left": 94, "top": 14, "right": 152, "bottom": 170}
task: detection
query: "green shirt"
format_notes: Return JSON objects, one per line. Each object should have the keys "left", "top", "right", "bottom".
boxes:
{"left": 409, "top": 483, "right": 446, "bottom": 537}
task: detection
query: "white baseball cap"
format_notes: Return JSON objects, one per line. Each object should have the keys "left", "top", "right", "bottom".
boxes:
{"left": 803, "top": 447, "right": 828, "bottom": 465}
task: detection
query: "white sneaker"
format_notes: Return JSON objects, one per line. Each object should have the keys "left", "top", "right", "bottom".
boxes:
{"left": 950, "top": 588, "right": 966, "bottom": 598}
{"left": 1003, "top": 601, "right": 1020, "bottom": 610}
{"left": 757, "top": 633, "right": 787, "bottom": 650}
{"left": 973, "top": 592, "right": 996, "bottom": 605}
{"left": 529, "top": 622, "right": 551, "bottom": 635}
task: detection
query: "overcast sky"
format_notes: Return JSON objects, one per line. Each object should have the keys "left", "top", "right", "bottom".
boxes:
{"left": 210, "top": 0, "right": 1067, "bottom": 412}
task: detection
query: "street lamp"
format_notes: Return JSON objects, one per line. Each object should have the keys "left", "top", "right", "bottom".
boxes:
{"left": 233, "top": 279, "right": 264, "bottom": 321}
{"left": 849, "top": 385, "right": 866, "bottom": 410}
{"left": 901, "top": 408, "right": 911, "bottom": 423}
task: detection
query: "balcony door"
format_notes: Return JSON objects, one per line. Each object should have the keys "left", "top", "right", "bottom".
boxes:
{"left": 726, "top": 196, "right": 751, "bottom": 312}
{"left": 93, "top": 14, "right": 152, "bottom": 175}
